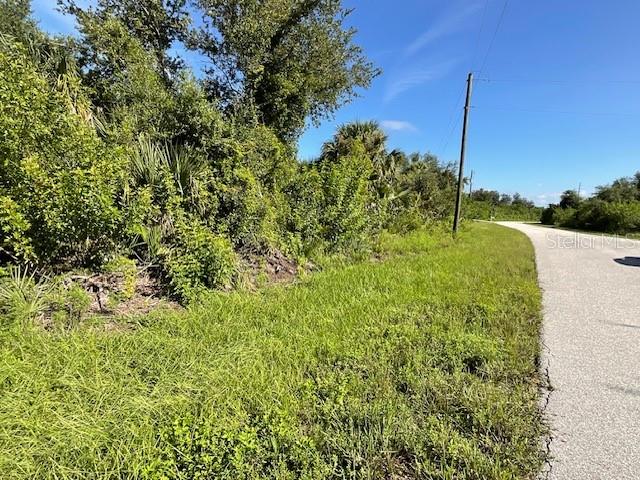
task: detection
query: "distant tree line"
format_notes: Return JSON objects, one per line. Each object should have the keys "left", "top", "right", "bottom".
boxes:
{"left": 464, "top": 189, "right": 541, "bottom": 222}
{"left": 541, "top": 172, "right": 640, "bottom": 233}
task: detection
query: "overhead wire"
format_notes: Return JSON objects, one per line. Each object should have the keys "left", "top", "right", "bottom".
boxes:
{"left": 437, "top": 0, "right": 490, "bottom": 156}
{"left": 475, "top": 77, "right": 640, "bottom": 85}
{"left": 471, "top": 105, "right": 640, "bottom": 116}
{"left": 477, "top": 0, "right": 510, "bottom": 74}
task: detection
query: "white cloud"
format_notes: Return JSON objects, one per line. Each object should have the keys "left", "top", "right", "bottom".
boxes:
{"left": 405, "top": 2, "right": 483, "bottom": 57}
{"left": 536, "top": 192, "right": 563, "bottom": 206}
{"left": 384, "top": 58, "right": 459, "bottom": 103}
{"left": 381, "top": 120, "right": 418, "bottom": 133}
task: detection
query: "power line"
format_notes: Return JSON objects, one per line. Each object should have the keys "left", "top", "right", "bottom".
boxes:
{"left": 477, "top": 0, "right": 510, "bottom": 74}
{"left": 436, "top": 1, "right": 490, "bottom": 158}
{"left": 438, "top": 83, "right": 466, "bottom": 155}
{"left": 469, "top": 0, "right": 490, "bottom": 71}
{"left": 476, "top": 77, "right": 640, "bottom": 85}
{"left": 472, "top": 105, "right": 640, "bottom": 116}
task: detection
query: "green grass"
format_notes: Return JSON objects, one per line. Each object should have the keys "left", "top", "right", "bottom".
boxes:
{"left": 0, "top": 223, "right": 545, "bottom": 479}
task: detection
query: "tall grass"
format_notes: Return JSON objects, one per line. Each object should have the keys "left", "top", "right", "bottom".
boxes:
{"left": 0, "top": 266, "right": 51, "bottom": 326}
{"left": 0, "top": 223, "right": 545, "bottom": 479}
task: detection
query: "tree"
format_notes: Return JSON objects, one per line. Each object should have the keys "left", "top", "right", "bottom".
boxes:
{"left": 595, "top": 177, "right": 639, "bottom": 203}
{"left": 189, "top": 0, "right": 380, "bottom": 141}
{"left": 471, "top": 188, "right": 500, "bottom": 204}
{"left": 60, "top": 0, "right": 190, "bottom": 83}
{"left": 499, "top": 193, "right": 512, "bottom": 205}
{"left": 559, "top": 189, "right": 581, "bottom": 209}
{"left": 511, "top": 192, "right": 534, "bottom": 208}
{"left": 321, "top": 121, "right": 387, "bottom": 163}
{"left": 0, "top": 0, "right": 39, "bottom": 43}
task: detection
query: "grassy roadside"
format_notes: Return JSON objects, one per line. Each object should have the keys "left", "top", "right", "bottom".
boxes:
{"left": 0, "top": 223, "right": 545, "bottom": 479}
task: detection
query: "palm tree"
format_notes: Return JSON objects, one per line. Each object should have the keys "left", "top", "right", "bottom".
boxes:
{"left": 321, "top": 121, "right": 388, "bottom": 164}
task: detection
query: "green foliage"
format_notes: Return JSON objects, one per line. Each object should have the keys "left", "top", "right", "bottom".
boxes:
{"left": 393, "top": 154, "right": 457, "bottom": 221}
{"left": 595, "top": 174, "right": 640, "bottom": 203}
{"left": 63, "top": 283, "right": 92, "bottom": 327}
{"left": 470, "top": 188, "right": 501, "bottom": 204}
{"left": 103, "top": 255, "right": 138, "bottom": 300}
{"left": 465, "top": 198, "right": 543, "bottom": 222}
{"left": 0, "top": 43, "right": 126, "bottom": 266}
{"left": 282, "top": 165, "right": 325, "bottom": 257}
{"left": 0, "top": 266, "right": 51, "bottom": 327}
{"left": 0, "top": 224, "right": 545, "bottom": 479}
{"left": 47, "top": 280, "right": 93, "bottom": 328}
{"left": 164, "top": 217, "right": 237, "bottom": 301}
{"left": 0, "top": 0, "right": 39, "bottom": 43}
{"left": 559, "top": 189, "right": 581, "bottom": 209}
{"left": 154, "top": 407, "right": 328, "bottom": 479}
{"left": 217, "top": 166, "right": 280, "bottom": 251}
{"left": 63, "top": 0, "right": 189, "bottom": 81}
{"left": 321, "top": 120, "right": 387, "bottom": 164}
{"left": 190, "top": 0, "right": 380, "bottom": 141}
{"left": 316, "top": 147, "right": 374, "bottom": 251}
{"left": 542, "top": 172, "right": 640, "bottom": 234}
{"left": 1, "top": 4, "right": 463, "bottom": 303}
{"left": 0, "top": 196, "right": 34, "bottom": 263}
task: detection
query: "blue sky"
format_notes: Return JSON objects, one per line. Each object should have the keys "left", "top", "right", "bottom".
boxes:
{"left": 31, "top": 0, "right": 640, "bottom": 205}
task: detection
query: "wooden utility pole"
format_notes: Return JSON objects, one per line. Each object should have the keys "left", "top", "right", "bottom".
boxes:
{"left": 453, "top": 72, "right": 473, "bottom": 234}
{"left": 469, "top": 170, "right": 474, "bottom": 197}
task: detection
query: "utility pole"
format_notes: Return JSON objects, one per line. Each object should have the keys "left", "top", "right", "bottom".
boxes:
{"left": 469, "top": 170, "right": 474, "bottom": 197}
{"left": 453, "top": 72, "right": 473, "bottom": 234}
{"left": 577, "top": 182, "right": 582, "bottom": 199}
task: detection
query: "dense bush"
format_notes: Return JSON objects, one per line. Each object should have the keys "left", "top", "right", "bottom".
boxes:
{"left": 541, "top": 173, "right": 640, "bottom": 234}
{"left": 164, "top": 217, "right": 237, "bottom": 301}
{"left": 465, "top": 199, "right": 542, "bottom": 222}
{"left": 0, "top": 44, "right": 127, "bottom": 266}
{"left": 0, "top": 3, "right": 468, "bottom": 306}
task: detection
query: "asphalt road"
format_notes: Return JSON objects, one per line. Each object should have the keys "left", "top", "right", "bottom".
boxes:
{"left": 497, "top": 222, "right": 640, "bottom": 479}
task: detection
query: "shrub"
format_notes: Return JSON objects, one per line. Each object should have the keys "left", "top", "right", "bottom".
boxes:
{"left": 317, "top": 147, "right": 374, "bottom": 252}
{"left": 600, "top": 202, "right": 640, "bottom": 232}
{"left": 47, "top": 280, "right": 93, "bottom": 329}
{"left": 0, "top": 266, "right": 51, "bottom": 327}
{"left": 571, "top": 200, "right": 640, "bottom": 233}
{"left": 0, "top": 43, "right": 127, "bottom": 266}
{"left": 63, "top": 283, "right": 92, "bottom": 327}
{"left": 540, "top": 205, "right": 557, "bottom": 225}
{"left": 385, "top": 205, "right": 424, "bottom": 234}
{"left": 551, "top": 207, "right": 576, "bottom": 227}
{"left": 0, "top": 196, "right": 34, "bottom": 263}
{"left": 282, "top": 165, "right": 324, "bottom": 257}
{"left": 217, "top": 167, "right": 279, "bottom": 251}
{"left": 164, "top": 217, "right": 237, "bottom": 301}
{"left": 103, "top": 255, "right": 138, "bottom": 301}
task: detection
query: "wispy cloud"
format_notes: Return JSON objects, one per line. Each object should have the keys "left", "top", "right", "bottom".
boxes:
{"left": 405, "top": 2, "right": 483, "bottom": 57}
{"left": 381, "top": 120, "right": 418, "bottom": 133}
{"left": 384, "top": 58, "right": 459, "bottom": 103}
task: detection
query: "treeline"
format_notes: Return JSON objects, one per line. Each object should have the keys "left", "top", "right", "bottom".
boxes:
{"left": 0, "top": 0, "right": 460, "bottom": 307}
{"left": 541, "top": 173, "right": 640, "bottom": 233}
{"left": 465, "top": 189, "right": 542, "bottom": 222}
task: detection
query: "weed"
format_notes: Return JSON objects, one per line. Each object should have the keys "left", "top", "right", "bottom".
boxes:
{"left": 0, "top": 266, "right": 50, "bottom": 326}
{"left": 0, "top": 224, "right": 545, "bottom": 479}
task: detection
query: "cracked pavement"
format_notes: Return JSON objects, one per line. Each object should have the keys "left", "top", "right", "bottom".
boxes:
{"left": 497, "top": 222, "right": 640, "bottom": 479}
